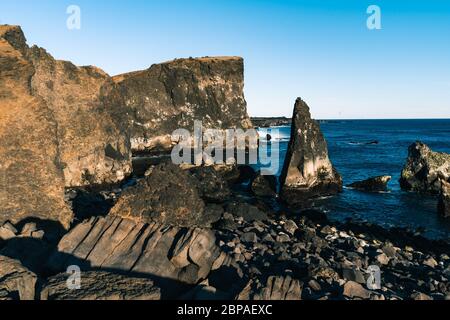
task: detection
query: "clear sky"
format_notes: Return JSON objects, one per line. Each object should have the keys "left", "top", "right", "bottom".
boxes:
{"left": 1, "top": 0, "right": 449, "bottom": 118}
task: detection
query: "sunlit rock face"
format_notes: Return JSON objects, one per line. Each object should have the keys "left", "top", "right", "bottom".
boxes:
{"left": 0, "top": 25, "right": 73, "bottom": 229}
{"left": 279, "top": 98, "right": 342, "bottom": 206}
{"left": 28, "top": 44, "right": 132, "bottom": 187}
{"left": 113, "top": 56, "right": 253, "bottom": 153}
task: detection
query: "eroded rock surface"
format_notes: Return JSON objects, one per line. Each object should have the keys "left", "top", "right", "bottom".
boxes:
{"left": 438, "top": 181, "right": 450, "bottom": 218}
{"left": 48, "top": 216, "right": 222, "bottom": 292}
{"left": 400, "top": 142, "right": 450, "bottom": 194}
{"left": 109, "top": 162, "right": 208, "bottom": 227}
{"left": 41, "top": 271, "right": 161, "bottom": 300}
{"left": 237, "top": 275, "right": 302, "bottom": 300}
{"left": 279, "top": 98, "right": 342, "bottom": 206}
{"left": 0, "top": 255, "right": 37, "bottom": 300}
{"left": 0, "top": 25, "right": 73, "bottom": 228}
{"left": 113, "top": 57, "right": 252, "bottom": 152}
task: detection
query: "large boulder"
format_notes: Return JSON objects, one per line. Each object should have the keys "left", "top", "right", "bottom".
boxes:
{"left": 347, "top": 175, "right": 391, "bottom": 192}
{"left": 48, "top": 216, "right": 222, "bottom": 296}
{"left": 109, "top": 162, "right": 208, "bottom": 227}
{"left": 113, "top": 57, "right": 252, "bottom": 152}
{"left": 41, "top": 271, "right": 161, "bottom": 300}
{"left": 0, "top": 255, "right": 37, "bottom": 300}
{"left": 0, "top": 25, "right": 73, "bottom": 228}
{"left": 400, "top": 142, "right": 450, "bottom": 194}
{"left": 279, "top": 98, "right": 342, "bottom": 206}
{"left": 438, "top": 181, "right": 450, "bottom": 218}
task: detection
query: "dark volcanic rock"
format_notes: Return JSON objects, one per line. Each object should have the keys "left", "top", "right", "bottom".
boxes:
{"left": 400, "top": 142, "right": 450, "bottom": 194}
{"left": 109, "top": 163, "right": 207, "bottom": 227}
{"left": 251, "top": 117, "right": 292, "bottom": 128}
{"left": 48, "top": 216, "right": 222, "bottom": 297}
{"left": 226, "top": 202, "right": 268, "bottom": 222}
{"left": 251, "top": 173, "right": 277, "bottom": 198}
{"left": 279, "top": 98, "right": 342, "bottom": 206}
{"left": 0, "top": 25, "right": 73, "bottom": 229}
{"left": 236, "top": 275, "right": 302, "bottom": 300}
{"left": 113, "top": 56, "right": 252, "bottom": 152}
{"left": 190, "top": 166, "right": 232, "bottom": 203}
{"left": 438, "top": 181, "right": 450, "bottom": 218}
{"left": 347, "top": 175, "right": 391, "bottom": 192}
{"left": 41, "top": 271, "right": 161, "bottom": 300}
{"left": 0, "top": 255, "right": 37, "bottom": 300}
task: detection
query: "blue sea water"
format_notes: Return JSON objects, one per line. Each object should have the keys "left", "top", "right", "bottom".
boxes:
{"left": 258, "top": 119, "right": 450, "bottom": 240}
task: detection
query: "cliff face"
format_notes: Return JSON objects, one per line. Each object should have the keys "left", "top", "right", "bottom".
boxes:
{"left": 0, "top": 26, "right": 73, "bottom": 228}
{"left": 114, "top": 57, "right": 252, "bottom": 152}
{"left": 28, "top": 46, "right": 132, "bottom": 187}
{"left": 279, "top": 98, "right": 342, "bottom": 206}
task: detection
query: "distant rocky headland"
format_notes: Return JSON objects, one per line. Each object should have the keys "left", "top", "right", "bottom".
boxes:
{"left": 1, "top": 25, "right": 449, "bottom": 301}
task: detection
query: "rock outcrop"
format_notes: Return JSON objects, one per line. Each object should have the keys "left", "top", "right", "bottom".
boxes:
{"left": 48, "top": 216, "right": 222, "bottom": 295}
{"left": 347, "top": 175, "right": 391, "bottom": 192}
{"left": 28, "top": 40, "right": 132, "bottom": 187}
{"left": 438, "top": 181, "right": 450, "bottom": 218}
{"left": 0, "top": 255, "right": 37, "bottom": 300}
{"left": 236, "top": 275, "right": 302, "bottom": 300}
{"left": 41, "top": 271, "right": 161, "bottom": 300}
{"left": 400, "top": 142, "right": 450, "bottom": 194}
{"left": 113, "top": 57, "right": 252, "bottom": 152}
{"left": 0, "top": 25, "right": 73, "bottom": 228}
{"left": 279, "top": 98, "right": 342, "bottom": 205}
{"left": 109, "top": 162, "right": 208, "bottom": 227}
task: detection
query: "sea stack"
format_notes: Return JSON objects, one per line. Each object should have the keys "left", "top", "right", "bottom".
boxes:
{"left": 279, "top": 98, "right": 342, "bottom": 206}
{"left": 400, "top": 142, "right": 450, "bottom": 194}
{"left": 347, "top": 175, "right": 391, "bottom": 192}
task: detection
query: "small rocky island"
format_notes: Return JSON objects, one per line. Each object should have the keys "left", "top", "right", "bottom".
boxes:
{"left": 1, "top": 25, "right": 450, "bottom": 301}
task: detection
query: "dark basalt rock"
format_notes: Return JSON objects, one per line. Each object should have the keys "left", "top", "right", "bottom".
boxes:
{"left": 400, "top": 142, "right": 450, "bottom": 194}
{"left": 113, "top": 56, "right": 252, "bottom": 153}
{"left": 251, "top": 173, "right": 277, "bottom": 198}
{"left": 279, "top": 98, "right": 342, "bottom": 206}
{"left": 236, "top": 275, "right": 302, "bottom": 300}
{"left": 48, "top": 216, "right": 223, "bottom": 298}
{"left": 226, "top": 202, "right": 268, "bottom": 222}
{"left": 109, "top": 162, "right": 207, "bottom": 227}
{"left": 438, "top": 181, "right": 450, "bottom": 218}
{"left": 41, "top": 271, "right": 161, "bottom": 300}
{"left": 190, "top": 166, "right": 232, "bottom": 203}
{"left": 347, "top": 175, "right": 391, "bottom": 192}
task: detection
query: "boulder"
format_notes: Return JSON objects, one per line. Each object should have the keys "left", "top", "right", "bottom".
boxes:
{"left": 0, "top": 25, "right": 73, "bottom": 229}
{"left": 347, "top": 175, "right": 391, "bottom": 192}
{"left": 109, "top": 162, "right": 208, "bottom": 227}
{"left": 438, "top": 181, "right": 450, "bottom": 218}
{"left": 280, "top": 98, "right": 342, "bottom": 206}
{"left": 190, "top": 166, "right": 232, "bottom": 203}
{"left": 41, "top": 271, "right": 161, "bottom": 300}
{"left": 226, "top": 202, "right": 268, "bottom": 222}
{"left": 0, "top": 255, "right": 37, "bottom": 300}
{"left": 251, "top": 173, "right": 277, "bottom": 198}
{"left": 236, "top": 275, "right": 302, "bottom": 300}
{"left": 400, "top": 142, "right": 450, "bottom": 194}
{"left": 342, "top": 281, "right": 371, "bottom": 299}
{"left": 48, "top": 216, "right": 222, "bottom": 296}
{"left": 113, "top": 56, "right": 252, "bottom": 152}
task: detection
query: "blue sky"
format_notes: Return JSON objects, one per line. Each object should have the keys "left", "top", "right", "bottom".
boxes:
{"left": 1, "top": 0, "right": 449, "bottom": 118}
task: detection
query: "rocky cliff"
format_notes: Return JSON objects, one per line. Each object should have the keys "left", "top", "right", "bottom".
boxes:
{"left": 1, "top": 25, "right": 132, "bottom": 189}
{"left": 113, "top": 57, "right": 252, "bottom": 152}
{"left": 0, "top": 25, "right": 73, "bottom": 228}
{"left": 400, "top": 142, "right": 450, "bottom": 194}
{"left": 279, "top": 98, "right": 342, "bottom": 206}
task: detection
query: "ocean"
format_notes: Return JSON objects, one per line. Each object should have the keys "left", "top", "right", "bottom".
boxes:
{"left": 257, "top": 119, "right": 450, "bottom": 240}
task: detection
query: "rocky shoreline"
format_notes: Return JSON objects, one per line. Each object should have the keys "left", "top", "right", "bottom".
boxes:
{"left": 1, "top": 25, "right": 450, "bottom": 301}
